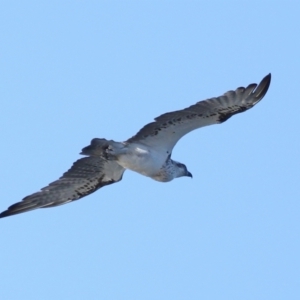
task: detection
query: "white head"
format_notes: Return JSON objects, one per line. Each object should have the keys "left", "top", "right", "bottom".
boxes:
{"left": 173, "top": 161, "right": 193, "bottom": 179}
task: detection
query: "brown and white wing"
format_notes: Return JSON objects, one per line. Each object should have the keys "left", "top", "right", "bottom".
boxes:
{"left": 127, "top": 74, "right": 271, "bottom": 153}
{"left": 0, "top": 156, "right": 125, "bottom": 218}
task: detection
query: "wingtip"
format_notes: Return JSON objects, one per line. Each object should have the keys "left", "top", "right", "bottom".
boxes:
{"left": 262, "top": 73, "right": 271, "bottom": 84}
{"left": 265, "top": 73, "right": 271, "bottom": 84}
{"left": 0, "top": 210, "right": 15, "bottom": 218}
{"left": 0, "top": 201, "right": 39, "bottom": 218}
{"left": 254, "top": 73, "right": 271, "bottom": 100}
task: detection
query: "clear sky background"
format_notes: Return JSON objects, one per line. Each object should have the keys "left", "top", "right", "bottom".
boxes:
{"left": 1, "top": 1, "right": 299, "bottom": 299}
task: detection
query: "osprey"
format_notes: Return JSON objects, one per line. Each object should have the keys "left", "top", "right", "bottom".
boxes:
{"left": 0, "top": 74, "right": 271, "bottom": 218}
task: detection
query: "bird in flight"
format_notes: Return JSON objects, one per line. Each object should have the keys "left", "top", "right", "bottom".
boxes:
{"left": 0, "top": 74, "right": 271, "bottom": 218}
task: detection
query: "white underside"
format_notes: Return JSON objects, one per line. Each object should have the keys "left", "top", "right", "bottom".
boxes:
{"left": 117, "top": 143, "right": 168, "bottom": 178}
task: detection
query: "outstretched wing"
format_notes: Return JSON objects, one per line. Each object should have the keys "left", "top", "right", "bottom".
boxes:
{"left": 0, "top": 156, "right": 125, "bottom": 218}
{"left": 127, "top": 74, "right": 271, "bottom": 153}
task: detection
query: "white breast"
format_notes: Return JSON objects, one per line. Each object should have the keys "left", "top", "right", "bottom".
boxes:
{"left": 117, "top": 143, "right": 167, "bottom": 177}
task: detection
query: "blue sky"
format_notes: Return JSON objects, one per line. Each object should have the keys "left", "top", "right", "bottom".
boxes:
{"left": 1, "top": 1, "right": 299, "bottom": 299}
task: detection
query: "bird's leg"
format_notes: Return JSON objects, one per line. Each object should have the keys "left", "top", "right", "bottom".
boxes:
{"left": 104, "top": 145, "right": 116, "bottom": 159}
{"left": 105, "top": 143, "right": 127, "bottom": 160}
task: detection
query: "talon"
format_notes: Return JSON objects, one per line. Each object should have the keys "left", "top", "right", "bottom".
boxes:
{"left": 103, "top": 145, "right": 115, "bottom": 160}
{"left": 105, "top": 145, "right": 113, "bottom": 153}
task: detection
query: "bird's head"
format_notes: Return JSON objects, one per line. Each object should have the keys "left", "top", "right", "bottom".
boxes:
{"left": 174, "top": 162, "right": 193, "bottom": 179}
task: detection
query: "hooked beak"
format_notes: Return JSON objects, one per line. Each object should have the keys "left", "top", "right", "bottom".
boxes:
{"left": 186, "top": 171, "right": 193, "bottom": 178}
